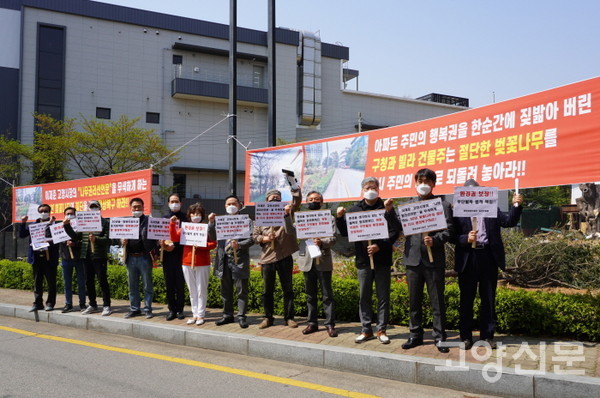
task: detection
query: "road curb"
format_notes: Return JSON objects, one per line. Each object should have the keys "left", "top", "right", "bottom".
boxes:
{"left": 2, "top": 302, "right": 599, "bottom": 398}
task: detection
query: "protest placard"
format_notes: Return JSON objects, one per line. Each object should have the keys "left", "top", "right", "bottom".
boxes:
{"left": 49, "top": 222, "right": 71, "bottom": 244}
{"left": 397, "top": 198, "right": 448, "bottom": 236}
{"left": 215, "top": 215, "right": 251, "bottom": 241}
{"left": 75, "top": 211, "right": 102, "bottom": 232}
{"left": 109, "top": 217, "right": 140, "bottom": 240}
{"left": 345, "top": 210, "right": 389, "bottom": 243}
{"left": 453, "top": 186, "right": 499, "bottom": 218}
{"left": 29, "top": 222, "right": 51, "bottom": 247}
{"left": 294, "top": 210, "right": 335, "bottom": 240}
{"left": 254, "top": 202, "right": 286, "bottom": 227}
{"left": 147, "top": 217, "right": 171, "bottom": 240}
{"left": 180, "top": 222, "right": 208, "bottom": 247}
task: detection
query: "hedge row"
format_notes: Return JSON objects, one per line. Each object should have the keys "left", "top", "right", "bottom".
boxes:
{"left": 1, "top": 259, "right": 599, "bottom": 341}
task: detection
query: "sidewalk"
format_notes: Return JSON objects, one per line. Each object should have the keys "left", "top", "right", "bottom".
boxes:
{"left": 1, "top": 287, "right": 599, "bottom": 398}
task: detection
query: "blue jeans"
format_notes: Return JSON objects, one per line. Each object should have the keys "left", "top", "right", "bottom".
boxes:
{"left": 62, "top": 258, "right": 86, "bottom": 307}
{"left": 126, "top": 255, "right": 153, "bottom": 311}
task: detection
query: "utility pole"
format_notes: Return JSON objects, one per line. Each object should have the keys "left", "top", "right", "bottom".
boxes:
{"left": 267, "top": 0, "right": 276, "bottom": 147}
{"left": 358, "top": 112, "right": 363, "bottom": 133}
{"left": 229, "top": 0, "right": 238, "bottom": 195}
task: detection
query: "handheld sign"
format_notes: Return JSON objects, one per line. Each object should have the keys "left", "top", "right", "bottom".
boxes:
{"left": 75, "top": 211, "right": 102, "bottom": 232}
{"left": 49, "top": 222, "right": 71, "bottom": 244}
{"left": 147, "top": 217, "right": 171, "bottom": 240}
{"left": 345, "top": 209, "right": 389, "bottom": 269}
{"left": 29, "top": 222, "right": 51, "bottom": 247}
{"left": 109, "top": 217, "right": 140, "bottom": 240}
{"left": 180, "top": 222, "right": 208, "bottom": 247}
{"left": 294, "top": 210, "right": 335, "bottom": 240}
{"left": 453, "top": 187, "right": 498, "bottom": 218}
{"left": 215, "top": 215, "right": 251, "bottom": 241}
{"left": 254, "top": 202, "right": 286, "bottom": 227}
{"left": 397, "top": 198, "right": 448, "bottom": 262}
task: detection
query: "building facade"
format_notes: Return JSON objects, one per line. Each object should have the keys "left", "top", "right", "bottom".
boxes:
{"left": 0, "top": 0, "right": 468, "bottom": 204}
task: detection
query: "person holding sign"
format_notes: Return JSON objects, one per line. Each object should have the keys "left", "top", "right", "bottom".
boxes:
{"left": 287, "top": 190, "right": 338, "bottom": 337}
{"left": 169, "top": 202, "right": 216, "bottom": 325}
{"left": 160, "top": 193, "right": 187, "bottom": 321}
{"left": 400, "top": 169, "right": 454, "bottom": 353}
{"left": 252, "top": 188, "right": 302, "bottom": 329}
{"left": 123, "top": 198, "right": 157, "bottom": 319}
{"left": 336, "top": 177, "right": 401, "bottom": 344}
{"left": 208, "top": 195, "right": 253, "bottom": 329}
{"left": 453, "top": 179, "right": 523, "bottom": 350}
{"left": 58, "top": 207, "right": 86, "bottom": 313}
{"left": 19, "top": 204, "right": 59, "bottom": 312}
{"left": 65, "top": 200, "right": 112, "bottom": 316}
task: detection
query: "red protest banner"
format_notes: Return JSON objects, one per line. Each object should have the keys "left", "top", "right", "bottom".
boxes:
{"left": 12, "top": 169, "right": 152, "bottom": 222}
{"left": 245, "top": 77, "right": 600, "bottom": 203}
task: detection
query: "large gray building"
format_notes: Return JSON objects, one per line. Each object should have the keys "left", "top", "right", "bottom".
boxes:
{"left": 0, "top": 0, "right": 468, "bottom": 204}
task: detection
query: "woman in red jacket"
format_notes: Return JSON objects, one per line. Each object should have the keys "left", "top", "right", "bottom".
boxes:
{"left": 170, "top": 202, "right": 216, "bottom": 325}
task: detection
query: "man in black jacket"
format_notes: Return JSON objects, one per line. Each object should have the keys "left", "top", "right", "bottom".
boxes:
{"left": 400, "top": 168, "right": 454, "bottom": 353}
{"left": 336, "top": 177, "right": 401, "bottom": 344}
{"left": 160, "top": 193, "right": 186, "bottom": 321}
{"left": 453, "top": 179, "right": 523, "bottom": 349}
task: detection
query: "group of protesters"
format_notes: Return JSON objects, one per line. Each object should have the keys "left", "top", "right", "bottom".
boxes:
{"left": 20, "top": 167, "right": 523, "bottom": 352}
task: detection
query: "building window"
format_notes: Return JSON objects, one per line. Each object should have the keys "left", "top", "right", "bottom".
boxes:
{"left": 173, "top": 54, "right": 183, "bottom": 65}
{"left": 96, "top": 107, "right": 111, "bottom": 119}
{"left": 36, "top": 24, "right": 66, "bottom": 121}
{"left": 146, "top": 112, "right": 160, "bottom": 124}
{"left": 252, "top": 65, "right": 264, "bottom": 88}
{"left": 152, "top": 174, "right": 159, "bottom": 186}
{"left": 173, "top": 174, "right": 186, "bottom": 198}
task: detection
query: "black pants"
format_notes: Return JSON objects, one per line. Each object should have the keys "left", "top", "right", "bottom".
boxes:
{"left": 163, "top": 261, "right": 186, "bottom": 313}
{"left": 406, "top": 264, "right": 446, "bottom": 341}
{"left": 304, "top": 267, "right": 335, "bottom": 327}
{"left": 261, "top": 256, "right": 294, "bottom": 320}
{"left": 458, "top": 247, "right": 498, "bottom": 341}
{"left": 220, "top": 263, "right": 248, "bottom": 319}
{"left": 357, "top": 265, "right": 390, "bottom": 333}
{"left": 85, "top": 257, "right": 111, "bottom": 307}
{"left": 32, "top": 254, "right": 57, "bottom": 307}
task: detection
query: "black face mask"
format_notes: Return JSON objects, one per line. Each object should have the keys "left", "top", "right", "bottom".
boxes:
{"left": 268, "top": 199, "right": 281, "bottom": 202}
{"left": 307, "top": 202, "right": 322, "bottom": 210}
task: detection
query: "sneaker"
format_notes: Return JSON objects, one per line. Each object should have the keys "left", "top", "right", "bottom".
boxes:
{"left": 377, "top": 330, "right": 390, "bottom": 344}
{"left": 144, "top": 309, "right": 154, "bottom": 319}
{"left": 258, "top": 318, "right": 273, "bottom": 329}
{"left": 101, "top": 306, "right": 112, "bottom": 316}
{"left": 355, "top": 332, "right": 375, "bottom": 344}
{"left": 186, "top": 318, "right": 196, "bottom": 325}
{"left": 124, "top": 310, "right": 141, "bottom": 319}
{"left": 82, "top": 305, "right": 98, "bottom": 315}
{"left": 195, "top": 318, "right": 205, "bottom": 325}
{"left": 61, "top": 304, "right": 73, "bottom": 313}
{"left": 286, "top": 319, "right": 298, "bottom": 328}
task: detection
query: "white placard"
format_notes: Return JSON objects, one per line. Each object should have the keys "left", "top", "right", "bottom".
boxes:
{"left": 180, "top": 222, "right": 209, "bottom": 247}
{"left": 397, "top": 198, "right": 448, "bottom": 236}
{"left": 294, "top": 210, "right": 335, "bottom": 239}
{"left": 109, "top": 217, "right": 140, "bottom": 240}
{"left": 345, "top": 209, "right": 389, "bottom": 243}
{"left": 306, "top": 239, "right": 322, "bottom": 259}
{"left": 75, "top": 211, "right": 103, "bottom": 232}
{"left": 215, "top": 215, "right": 251, "bottom": 241}
{"left": 29, "top": 222, "right": 51, "bottom": 247}
{"left": 31, "top": 240, "right": 50, "bottom": 251}
{"left": 147, "top": 217, "right": 171, "bottom": 240}
{"left": 453, "top": 187, "right": 499, "bottom": 218}
{"left": 49, "top": 222, "right": 71, "bottom": 244}
{"left": 254, "top": 201, "right": 286, "bottom": 227}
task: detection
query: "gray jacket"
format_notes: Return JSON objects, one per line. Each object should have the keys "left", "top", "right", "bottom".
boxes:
{"left": 284, "top": 213, "right": 336, "bottom": 272}
{"left": 208, "top": 219, "right": 254, "bottom": 280}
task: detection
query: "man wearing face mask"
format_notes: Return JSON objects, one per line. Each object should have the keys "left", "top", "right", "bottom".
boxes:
{"left": 401, "top": 168, "right": 454, "bottom": 353}
{"left": 336, "top": 178, "right": 401, "bottom": 344}
{"left": 208, "top": 195, "right": 253, "bottom": 328}
{"left": 59, "top": 207, "right": 86, "bottom": 313}
{"left": 252, "top": 187, "right": 301, "bottom": 329}
{"left": 20, "top": 204, "right": 59, "bottom": 312}
{"left": 160, "top": 193, "right": 186, "bottom": 321}
{"left": 286, "top": 191, "right": 338, "bottom": 337}
{"left": 122, "top": 197, "right": 157, "bottom": 319}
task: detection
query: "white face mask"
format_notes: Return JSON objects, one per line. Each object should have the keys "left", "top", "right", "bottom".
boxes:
{"left": 39, "top": 212, "right": 50, "bottom": 220}
{"left": 225, "top": 205, "right": 238, "bottom": 215}
{"left": 416, "top": 183, "right": 432, "bottom": 196}
{"left": 169, "top": 203, "right": 181, "bottom": 212}
{"left": 67, "top": 214, "right": 76, "bottom": 220}
{"left": 191, "top": 215, "right": 202, "bottom": 223}
{"left": 363, "top": 190, "right": 378, "bottom": 201}
{"left": 132, "top": 210, "right": 143, "bottom": 218}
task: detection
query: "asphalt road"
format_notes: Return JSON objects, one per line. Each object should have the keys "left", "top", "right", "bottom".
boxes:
{"left": 0, "top": 316, "right": 494, "bottom": 398}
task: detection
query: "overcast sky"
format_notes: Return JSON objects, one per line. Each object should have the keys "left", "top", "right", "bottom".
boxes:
{"left": 97, "top": 0, "right": 600, "bottom": 108}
